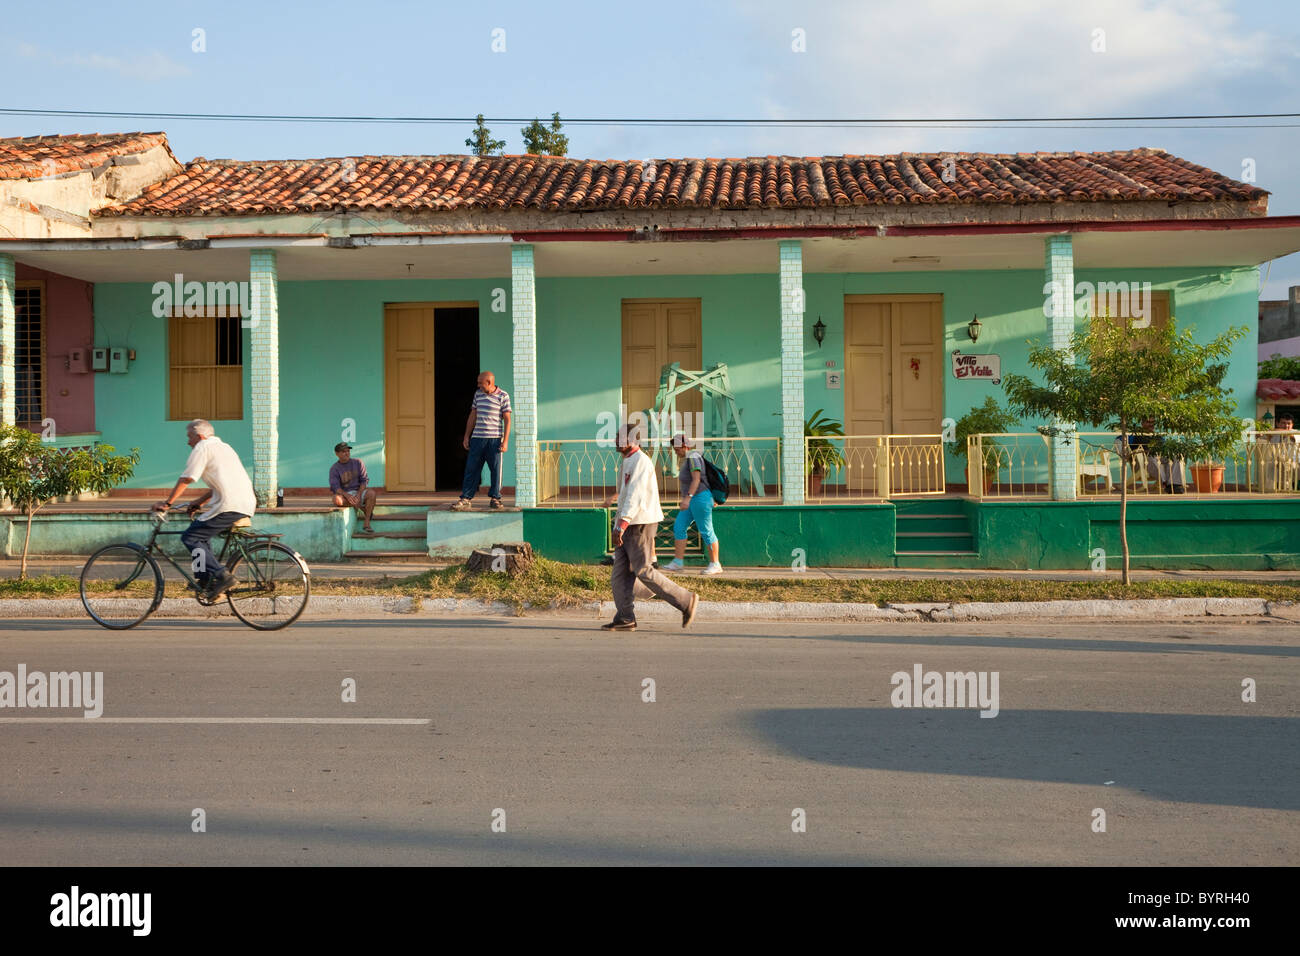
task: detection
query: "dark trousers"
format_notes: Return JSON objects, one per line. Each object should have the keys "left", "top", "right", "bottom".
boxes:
{"left": 461, "top": 436, "right": 503, "bottom": 500}
{"left": 181, "top": 511, "right": 245, "bottom": 579}
{"left": 611, "top": 523, "right": 695, "bottom": 623}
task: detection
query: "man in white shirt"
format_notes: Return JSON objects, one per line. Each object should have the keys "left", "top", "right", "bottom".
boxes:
{"left": 151, "top": 419, "right": 257, "bottom": 598}
{"left": 604, "top": 425, "right": 699, "bottom": 631}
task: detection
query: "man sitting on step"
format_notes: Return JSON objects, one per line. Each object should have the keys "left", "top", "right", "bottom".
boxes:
{"left": 330, "top": 442, "right": 378, "bottom": 534}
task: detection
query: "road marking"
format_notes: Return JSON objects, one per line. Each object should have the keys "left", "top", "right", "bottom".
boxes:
{"left": 0, "top": 717, "right": 430, "bottom": 725}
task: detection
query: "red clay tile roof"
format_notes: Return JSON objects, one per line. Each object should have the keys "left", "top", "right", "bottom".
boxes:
{"left": 1258, "top": 379, "right": 1300, "bottom": 401}
{"left": 96, "top": 147, "right": 1266, "bottom": 217}
{"left": 0, "top": 132, "right": 176, "bottom": 180}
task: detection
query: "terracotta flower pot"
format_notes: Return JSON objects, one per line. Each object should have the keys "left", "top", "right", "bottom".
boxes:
{"left": 1190, "top": 463, "right": 1224, "bottom": 493}
{"left": 807, "top": 471, "right": 824, "bottom": 497}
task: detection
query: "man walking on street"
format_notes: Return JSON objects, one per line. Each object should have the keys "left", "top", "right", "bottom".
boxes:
{"left": 603, "top": 424, "right": 699, "bottom": 631}
{"left": 151, "top": 419, "right": 256, "bottom": 599}
{"left": 451, "top": 370, "right": 510, "bottom": 511}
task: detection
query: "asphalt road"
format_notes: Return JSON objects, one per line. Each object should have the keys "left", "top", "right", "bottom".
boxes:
{"left": 0, "top": 615, "right": 1296, "bottom": 866}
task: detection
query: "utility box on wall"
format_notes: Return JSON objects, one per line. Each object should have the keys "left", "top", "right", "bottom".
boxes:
{"left": 91, "top": 348, "right": 108, "bottom": 372}
{"left": 68, "top": 348, "right": 89, "bottom": 374}
{"left": 109, "top": 348, "right": 128, "bottom": 374}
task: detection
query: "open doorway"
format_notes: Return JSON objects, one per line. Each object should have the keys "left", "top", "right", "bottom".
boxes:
{"left": 434, "top": 306, "right": 481, "bottom": 490}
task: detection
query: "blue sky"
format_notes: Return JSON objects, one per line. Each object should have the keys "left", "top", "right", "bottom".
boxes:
{"left": 4, "top": 0, "right": 1299, "bottom": 295}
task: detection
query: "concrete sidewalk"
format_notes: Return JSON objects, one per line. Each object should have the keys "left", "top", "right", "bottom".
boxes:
{"left": 2, "top": 555, "right": 1297, "bottom": 582}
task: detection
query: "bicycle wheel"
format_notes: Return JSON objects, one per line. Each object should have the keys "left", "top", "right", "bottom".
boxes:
{"left": 80, "top": 543, "right": 164, "bottom": 630}
{"left": 225, "top": 541, "right": 311, "bottom": 630}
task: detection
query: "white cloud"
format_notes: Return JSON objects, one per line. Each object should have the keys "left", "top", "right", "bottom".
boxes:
{"left": 19, "top": 43, "right": 191, "bottom": 82}
{"left": 732, "top": 0, "right": 1284, "bottom": 154}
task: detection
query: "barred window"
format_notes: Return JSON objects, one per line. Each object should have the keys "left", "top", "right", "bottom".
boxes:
{"left": 168, "top": 313, "right": 243, "bottom": 420}
{"left": 15, "top": 282, "right": 45, "bottom": 429}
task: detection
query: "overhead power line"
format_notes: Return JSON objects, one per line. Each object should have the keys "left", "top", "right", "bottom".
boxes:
{"left": 2, "top": 107, "right": 1300, "bottom": 131}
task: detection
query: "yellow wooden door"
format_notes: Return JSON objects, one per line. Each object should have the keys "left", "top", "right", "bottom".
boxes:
{"left": 621, "top": 299, "right": 702, "bottom": 423}
{"left": 844, "top": 295, "right": 944, "bottom": 494}
{"left": 384, "top": 304, "right": 437, "bottom": 491}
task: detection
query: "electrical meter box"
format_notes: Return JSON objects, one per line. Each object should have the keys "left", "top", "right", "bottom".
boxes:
{"left": 68, "top": 348, "right": 89, "bottom": 374}
{"left": 91, "top": 348, "right": 108, "bottom": 372}
{"left": 109, "top": 347, "right": 128, "bottom": 374}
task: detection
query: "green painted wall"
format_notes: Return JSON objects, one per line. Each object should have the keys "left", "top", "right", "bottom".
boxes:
{"left": 711, "top": 505, "right": 896, "bottom": 567}
{"left": 803, "top": 266, "right": 1260, "bottom": 486}
{"left": 1, "top": 509, "right": 348, "bottom": 562}
{"left": 522, "top": 508, "right": 610, "bottom": 563}
{"left": 977, "top": 498, "right": 1300, "bottom": 570}
{"left": 91, "top": 264, "right": 1260, "bottom": 495}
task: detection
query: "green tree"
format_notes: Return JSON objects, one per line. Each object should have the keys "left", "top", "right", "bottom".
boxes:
{"left": 465, "top": 114, "right": 506, "bottom": 156}
{"left": 1001, "top": 319, "right": 1247, "bottom": 584}
{"left": 1259, "top": 353, "right": 1300, "bottom": 380}
{"left": 0, "top": 426, "right": 139, "bottom": 580}
{"left": 521, "top": 112, "right": 569, "bottom": 156}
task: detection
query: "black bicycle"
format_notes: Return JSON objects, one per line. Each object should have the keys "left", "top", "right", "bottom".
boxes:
{"left": 80, "top": 507, "right": 311, "bottom": 630}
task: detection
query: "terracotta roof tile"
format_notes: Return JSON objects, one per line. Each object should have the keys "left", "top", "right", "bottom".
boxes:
{"left": 92, "top": 147, "right": 1267, "bottom": 218}
{"left": 1258, "top": 379, "right": 1300, "bottom": 401}
{"left": 0, "top": 132, "right": 176, "bottom": 180}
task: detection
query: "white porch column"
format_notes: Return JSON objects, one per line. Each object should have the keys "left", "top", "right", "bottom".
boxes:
{"left": 511, "top": 244, "right": 537, "bottom": 508}
{"left": 779, "top": 240, "right": 806, "bottom": 505}
{"left": 0, "top": 253, "right": 15, "bottom": 427}
{"left": 249, "top": 249, "right": 280, "bottom": 507}
{"left": 1045, "top": 235, "right": 1078, "bottom": 501}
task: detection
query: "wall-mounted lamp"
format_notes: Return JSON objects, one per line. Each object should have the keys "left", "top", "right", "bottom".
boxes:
{"left": 812, "top": 317, "right": 826, "bottom": 347}
{"left": 967, "top": 315, "right": 982, "bottom": 343}
{"left": 1262, "top": 410, "right": 1275, "bottom": 428}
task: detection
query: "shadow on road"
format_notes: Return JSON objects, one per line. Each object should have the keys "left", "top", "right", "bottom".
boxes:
{"left": 744, "top": 707, "right": 1299, "bottom": 811}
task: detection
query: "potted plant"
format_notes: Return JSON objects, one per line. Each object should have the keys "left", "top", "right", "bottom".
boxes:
{"left": 804, "top": 409, "right": 846, "bottom": 496}
{"left": 1189, "top": 460, "right": 1225, "bottom": 493}
{"left": 952, "top": 397, "right": 1020, "bottom": 492}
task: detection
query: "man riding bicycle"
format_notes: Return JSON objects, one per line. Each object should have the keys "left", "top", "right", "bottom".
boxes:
{"left": 151, "top": 419, "right": 256, "bottom": 599}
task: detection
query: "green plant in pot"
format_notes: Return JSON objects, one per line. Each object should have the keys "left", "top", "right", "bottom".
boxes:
{"left": 804, "top": 409, "right": 845, "bottom": 495}
{"left": 952, "top": 397, "right": 1020, "bottom": 492}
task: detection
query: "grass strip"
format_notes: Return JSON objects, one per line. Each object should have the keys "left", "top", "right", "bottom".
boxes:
{"left": 5, "top": 560, "right": 1299, "bottom": 611}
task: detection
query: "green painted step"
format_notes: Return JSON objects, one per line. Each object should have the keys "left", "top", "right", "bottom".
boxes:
{"left": 891, "top": 552, "right": 986, "bottom": 569}
{"left": 896, "top": 513, "right": 970, "bottom": 534}
{"left": 894, "top": 497, "right": 967, "bottom": 516}
{"left": 896, "top": 532, "right": 976, "bottom": 552}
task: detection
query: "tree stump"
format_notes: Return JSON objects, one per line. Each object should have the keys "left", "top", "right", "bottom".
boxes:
{"left": 466, "top": 541, "right": 535, "bottom": 575}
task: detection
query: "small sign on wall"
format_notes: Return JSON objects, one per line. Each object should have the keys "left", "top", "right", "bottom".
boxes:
{"left": 951, "top": 350, "right": 1001, "bottom": 384}
{"left": 825, "top": 370, "right": 842, "bottom": 389}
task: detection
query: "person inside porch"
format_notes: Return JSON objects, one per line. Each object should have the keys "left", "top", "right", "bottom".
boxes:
{"left": 1114, "top": 418, "right": 1185, "bottom": 493}
{"left": 450, "top": 370, "right": 511, "bottom": 511}
{"left": 330, "top": 442, "right": 377, "bottom": 534}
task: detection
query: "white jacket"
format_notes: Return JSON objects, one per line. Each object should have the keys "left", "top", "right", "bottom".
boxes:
{"left": 615, "top": 449, "right": 664, "bottom": 528}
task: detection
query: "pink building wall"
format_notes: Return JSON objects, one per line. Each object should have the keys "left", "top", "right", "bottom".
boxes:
{"left": 15, "top": 263, "right": 96, "bottom": 434}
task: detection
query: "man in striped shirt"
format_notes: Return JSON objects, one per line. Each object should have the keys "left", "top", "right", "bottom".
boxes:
{"left": 451, "top": 370, "right": 511, "bottom": 511}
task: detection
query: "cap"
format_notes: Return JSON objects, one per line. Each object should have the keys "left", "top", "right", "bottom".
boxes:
{"left": 334, "top": 442, "right": 352, "bottom": 452}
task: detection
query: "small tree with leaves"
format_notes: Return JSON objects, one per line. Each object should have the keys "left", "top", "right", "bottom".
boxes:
{"left": 521, "top": 112, "right": 569, "bottom": 156}
{"left": 0, "top": 425, "right": 140, "bottom": 580}
{"left": 1001, "top": 318, "right": 1247, "bottom": 584}
{"left": 465, "top": 114, "right": 506, "bottom": 156}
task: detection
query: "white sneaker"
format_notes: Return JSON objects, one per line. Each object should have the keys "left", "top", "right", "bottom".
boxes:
{"left": 663, "top": 559, "right": 685, "bottom": 572}
{"left": 703, "top": 562, "right": 723, "bottom": 575}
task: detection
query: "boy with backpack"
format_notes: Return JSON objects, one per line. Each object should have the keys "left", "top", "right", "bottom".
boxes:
{"left": 663, "top": 432, "right": 723, "bottom": 575}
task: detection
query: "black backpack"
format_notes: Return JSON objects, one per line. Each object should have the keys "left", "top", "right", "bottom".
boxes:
{"left": 703, "top": 458, "right": 729, "bottom": 504}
